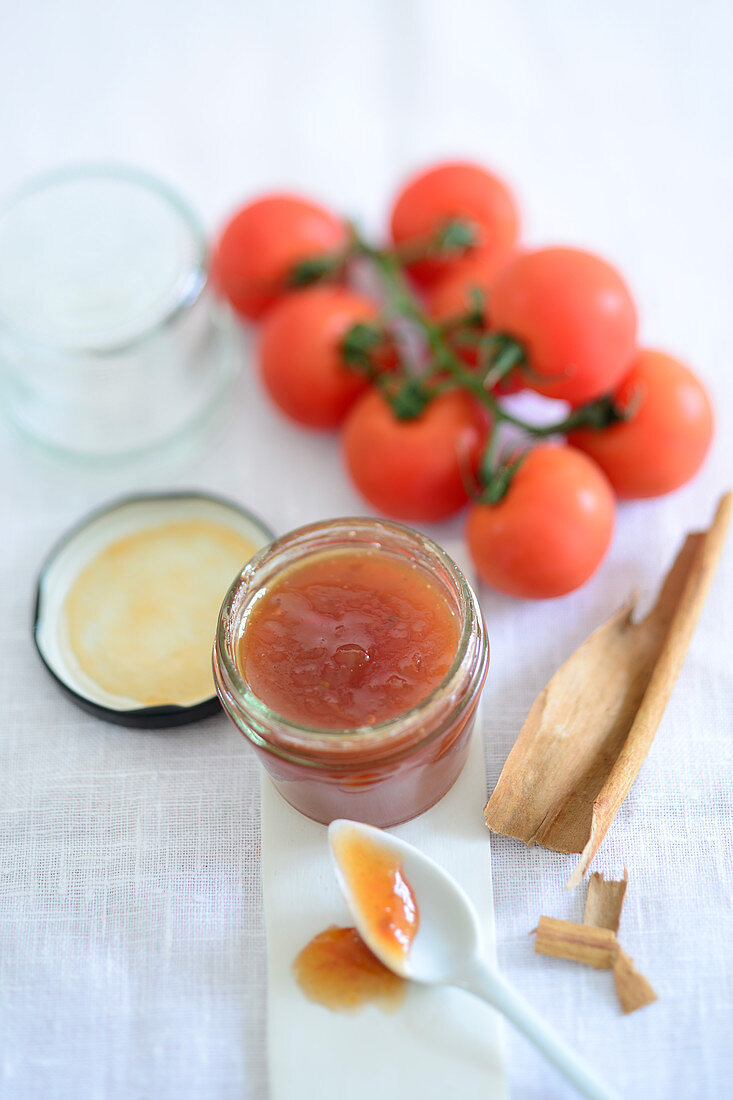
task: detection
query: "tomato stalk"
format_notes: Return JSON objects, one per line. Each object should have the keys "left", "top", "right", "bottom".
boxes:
{"left": 479, "top": 451, "right": 529, "bottom": 504}
{"left": 344, "top": 230, "right": 518, "bottom": 420}
{"left": 390, "top": 217, "right": 480, "bottom": 267}
{"left": 355, "top": 238, "right": 631, "bottom": 428}
{"left": 297, "top": 223, "right": 634, "bottom": 494}
{"left": 289, "top": 217, "right": 479, "bottom": 291}
{"left": 478, "top": 334, "right": 525, "bottom": 388}
{"left": 436, "top": 286, "right": 486, "bottom": 335}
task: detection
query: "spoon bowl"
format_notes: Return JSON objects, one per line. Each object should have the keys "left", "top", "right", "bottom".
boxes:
{"left": 328, "top": 819, "right": 480, "bottom": 983}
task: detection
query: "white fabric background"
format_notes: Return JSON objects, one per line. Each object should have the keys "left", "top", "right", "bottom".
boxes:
{"left": 1, "top": 2, "right": 732, "bottom": 1098}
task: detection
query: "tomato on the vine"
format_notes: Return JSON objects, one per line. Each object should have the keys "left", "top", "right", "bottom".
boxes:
{"left": 212, "top": 193, "right": 346, "bottom": 320}
{"left": 343, "top": 389, "right": 487, "bottom": 522}
{"left": 258, "top": 286, "right": 391, "bottom": 429}
{"left": 390, "top": 162, "right": 519, "bottom": 288}
{"left": 568, "top": 349, "right": 714, "bottom": 498}
{"left": 426, "top": 253, "right": 524, "bottom": 394}
{"left": 467, "top": 445, "right": 615, "bottom": 598}
{"left": 490, "top": 248, "right": 638, "bottom": 406}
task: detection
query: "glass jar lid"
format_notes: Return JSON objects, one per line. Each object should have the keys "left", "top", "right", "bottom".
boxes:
{"left": 34, "top": 491, "right": 274, "bottom": 727}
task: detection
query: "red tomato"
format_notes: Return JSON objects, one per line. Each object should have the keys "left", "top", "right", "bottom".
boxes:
{"left": 390, "top": 162, "right": 520, "bottom": 288}
{"left": 212, "top": 193, "right": 346, "bottom": 320}
{"left": 467, "top": 445, "right": 615, "bottom": 598}
{"left": 426, "top": 253, "right": 523, "bottom": 394}
{"left": 343, "top": 389, "right": 487, "bottom": 522}
{"left": 568, "top": 350, "right": 714, "bottom": 498}
{"left": 490, "top": 248, "right": 638, "bottom": 406}
{"left": 258, "top": 286, "right": 387, "bottom": 429}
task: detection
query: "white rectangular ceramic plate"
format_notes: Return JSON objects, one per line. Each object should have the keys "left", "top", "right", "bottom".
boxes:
{"left": 260, "top": 547, "right": 507, "bottom": 1100}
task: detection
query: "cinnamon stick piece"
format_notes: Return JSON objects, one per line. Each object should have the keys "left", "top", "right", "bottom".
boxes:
{"left": 485, "top": 494, "right": 731, "bottom": 887}
{"left": 534, "top": 916, "right": 618, "bottom": 969}
{"left": 535, "top": 873, "right": 657, "bottom": 1013}
{"left": 613, "top": 949, "right": 658, "bottom": 1014}
{"left": 583, "top": 872, "right": 628, "bottom": 933}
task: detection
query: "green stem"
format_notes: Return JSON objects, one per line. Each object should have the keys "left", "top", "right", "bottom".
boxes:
{"left": 479, "top": 451, "right": 530, "bottom": 504}
{"left": 479, "top": 420, "right": 503, "bottom": 485}
{"left": 480, "top": 337, "right": 525, "bottom": 389}
{"left": 345, "top": 232, "right": 628, "bottom": 445}
{"left": 522, "top": 395, "right": 627, "bottom": 437}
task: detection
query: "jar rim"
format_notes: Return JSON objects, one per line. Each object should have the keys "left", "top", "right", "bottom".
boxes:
{"left": 214, "top": 516, "right": 488, "bottom": 761}
{"left": 0, "top": 162, "right": 208, "bottom": 355}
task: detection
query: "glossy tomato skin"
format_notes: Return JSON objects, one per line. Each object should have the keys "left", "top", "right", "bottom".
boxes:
{"left": 390, "top": 162, "right": 520, "bottom": 288}
{"left": 426, "top": 253, "right": 523, "bottom": 394}
{"left": 343, "top": 389, "right": 487, "bottom": 522}
{"left": 490, "top": 248, "right": 638, "bottom": 406}
{"left": 212, "top": 193, "right": 346, "bottom": 320}
{"left": 466, "top": 445, "right": 615, "bottom": 599}
{"left": 568, "top": 350, "right": 714, "bottom": 498}
{"left": 258, "top": 286, "right": 383, "bottom": 429}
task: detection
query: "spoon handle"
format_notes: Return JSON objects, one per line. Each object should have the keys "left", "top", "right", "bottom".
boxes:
{"left": 460, "top": 961, "right": 620, "bottom": 1100}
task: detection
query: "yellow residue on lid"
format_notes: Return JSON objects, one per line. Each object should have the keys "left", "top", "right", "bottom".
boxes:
{"left": 64, "top": 519, "right": 258, "bottom": 707}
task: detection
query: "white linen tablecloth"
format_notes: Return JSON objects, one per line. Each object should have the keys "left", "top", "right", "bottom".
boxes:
{"left": 1, "top": 2, "right": 732, "bottom": 1097}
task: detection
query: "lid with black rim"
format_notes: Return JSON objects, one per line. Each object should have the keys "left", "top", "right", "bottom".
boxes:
{"left": 33, "top": 491, "right": 274, "bottom": 728}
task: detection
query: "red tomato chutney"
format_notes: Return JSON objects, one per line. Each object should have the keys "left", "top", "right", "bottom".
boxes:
{"left": 238, "top": 550, "right": 459, "bottom": 729}
{"left": 293, "top": 830, "right": 419, "bottom": 1013}
{"left": 331, "top": 826, "right": 419, "bottom": 966}
{"left": 293, "top": 926, "right": 406, "bottom": 1013}
{"left": 214, "top": 518, "right": 489, "bottom": 826}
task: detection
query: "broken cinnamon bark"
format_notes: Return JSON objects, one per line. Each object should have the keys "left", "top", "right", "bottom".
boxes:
{"left": 583, "top": 871, "right": 628, "bottom": 933}
{"left": 534, "top": 916, "right": 618, "bottom": 969}
{"left": 485, "top": 494, "right": 731, "bottom": 887}
{"left": 613, "top": 950, "right": 658, "bottom": 1014}
{"left": 535, "top": 872, "right": 658, "bottom": 1014}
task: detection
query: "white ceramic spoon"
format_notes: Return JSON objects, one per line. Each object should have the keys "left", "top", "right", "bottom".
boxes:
{"left": 328, "top": 819, "right": 619, "bottom": 1100}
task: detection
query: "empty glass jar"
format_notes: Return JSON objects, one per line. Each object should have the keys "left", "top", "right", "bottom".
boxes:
{"left": 0, "top": 164, "right": 238, "bottom": 461}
